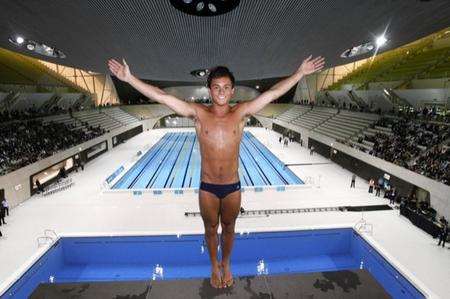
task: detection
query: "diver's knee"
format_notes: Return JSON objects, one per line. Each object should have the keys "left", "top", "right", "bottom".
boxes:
{"left": 204, "top": 222, "right": 219, "bottom": 236}
{"left": 220, "top": 221, "right": 235, "bottom": 234}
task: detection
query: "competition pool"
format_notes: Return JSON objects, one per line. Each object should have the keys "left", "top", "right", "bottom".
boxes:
{"left": 1, "top": 228, "right": 424, "bottom": 298}
{"left": 110, "top": 131, "right": 303, "bottom": 190}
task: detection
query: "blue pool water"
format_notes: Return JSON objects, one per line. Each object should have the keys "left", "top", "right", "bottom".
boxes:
{"left": 2, "top": 228, "right": 424, "bottom": 298}
{"left": 112, "top": 131, "right": 303, "bottom": 189}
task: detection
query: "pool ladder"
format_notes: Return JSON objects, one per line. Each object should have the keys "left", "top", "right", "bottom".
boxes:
{"left": 37, "top": 229, "right": 58, "bottom": 247}
{"left": 354, "top": 214, "right": 373, "bottom": 235}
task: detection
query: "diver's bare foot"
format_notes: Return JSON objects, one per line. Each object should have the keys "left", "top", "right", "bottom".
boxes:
{"left": 210, "top": 264, "right": 222, "bottom": 288}
{"left": 221, "top": 261, "right": 234, "bottom": 288}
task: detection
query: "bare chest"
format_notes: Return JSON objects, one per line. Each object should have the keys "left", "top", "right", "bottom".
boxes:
{"left": 195, "top": 113, "right": 244, "bottom": 150}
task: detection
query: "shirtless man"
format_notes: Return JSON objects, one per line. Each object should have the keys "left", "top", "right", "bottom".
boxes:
{"left": 108, "top": 56, "right": 325, "bottom": 288}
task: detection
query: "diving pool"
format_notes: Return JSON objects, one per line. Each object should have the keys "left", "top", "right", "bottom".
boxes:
{"left": 1, "top": 228, "right": 424, "bottom": 298}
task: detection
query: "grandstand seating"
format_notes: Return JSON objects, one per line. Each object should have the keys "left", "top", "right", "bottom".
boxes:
{"left": 305, "top": 112, "right": 450, "bottom": 184}
{"left": 313, "top": 111, "right": 379, "bottom": 140}
{"left": 292, "top": 108, "right": 336, "bottom": 130}
{"left": 42, "top": 113, "right": 84, "bottom": 131}
{"left": 375, "top": 47, "right": 449, "bottom": 83}
{"left": 276, "top": 105, "right": 311, "bottom": 123}
{"left": 255, "top": 103, "right": 293, "bottom": 118}
{"left": 327, "top": 29, "right": 449, "bottom": 91}
{"left": 0, "top": 119, "right": 104, "bottom": 175}
{"left": 327, "top": 49, "right": 415, "bottom": 90}
{"left": 72, "top": 107, "right": 139, "bottom": 132}
{"left": 411, "top": 145, "right": 449, "bottom": 186}
{"left": 9, "top": 93, "right": 53, "bottom": 111}
{"left": 0, "top": 48, "right": 74, "bottom": 92}
{"left": 350, "top": 125, "right": 393, "bottom": 152}
{"left": 120, "top": 104, "right": 174, "bottom": 120}
{"left": 103, "top": 107, "right": 140, "bottom": 126}
{"left": 275, "top": 105, "right": 379, "bottom": 139}
{"left": 0, "top": 106, "right": 142, "bottom": 175}
{"left": 56, "top": 93, "right": 84, "bottom": 109}
{"left": 420, "top": 53, "right": 450, "bottom": 79}
{"left": 72, "top": 110, "right": 121, "bottom": 132}
{"left": 350, "top": 117, "right": 448, "bottom": 162}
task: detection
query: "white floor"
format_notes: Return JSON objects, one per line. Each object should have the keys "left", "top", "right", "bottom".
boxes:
{"left": 0, "top": 127, "right": 449, "bottom": 298}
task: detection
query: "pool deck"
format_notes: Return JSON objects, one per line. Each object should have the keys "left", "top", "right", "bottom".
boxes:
{"left": 0, "top": 127, "right": 449, "bottom": 298}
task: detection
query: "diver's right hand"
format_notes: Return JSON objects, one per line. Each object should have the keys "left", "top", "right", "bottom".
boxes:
{"left": 108, "top": 58, "right": 132, "bottom": 82}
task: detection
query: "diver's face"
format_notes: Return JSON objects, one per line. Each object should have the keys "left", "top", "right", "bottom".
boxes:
{"left": 209, "top": 76, "right": 234, "bottom": 106}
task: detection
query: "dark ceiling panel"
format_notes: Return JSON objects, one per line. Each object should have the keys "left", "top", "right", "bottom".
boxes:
{"left": 0, "top": 0, "right": 449, "bottom": 81}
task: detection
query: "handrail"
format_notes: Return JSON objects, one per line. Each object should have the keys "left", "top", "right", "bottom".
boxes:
{"left": 44, "top": 229, "right": 57, "bottom": 240}
{"left": 37, "top": 236, "right": 53, "bottom": 247}
{"left": 354, "top": 217, "right": 373, "bottom": 235}
{"left": 37, "top": 229, "right": 58, "bottom": 247}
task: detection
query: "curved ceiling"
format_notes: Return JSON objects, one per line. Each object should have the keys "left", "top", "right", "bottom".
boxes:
{"left": 0, "top": 0, "right": 449, "bottom": 82}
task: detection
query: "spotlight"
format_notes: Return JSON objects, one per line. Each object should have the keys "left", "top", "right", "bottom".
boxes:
{"left": 196, "top": 1, "right": 204, "bottom": 11}
{"left": 43, "top": 44, "right": 53, "bottom": 53}
{"left": 16, "top": 36, "right": 24, "bottom": 44}
{"left": 376, "top": 35, "right": 387, "bottom": 47}
{"left": 190, "top": 68, "right": 210, "bottom": 78}
{"left": 26, "top": 43, "right": 35, "bottom": 51}
{"left": 255, "top": 85, "right": 260, "bottom": 89}
{"left": 208, "top": 3, "right": 217, "bottom": 12}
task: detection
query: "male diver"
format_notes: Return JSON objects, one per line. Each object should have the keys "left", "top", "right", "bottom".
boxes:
{"left": 108, "top": 55, "right": 324, "bottom": 288}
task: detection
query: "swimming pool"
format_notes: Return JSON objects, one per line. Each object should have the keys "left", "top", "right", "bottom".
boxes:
{"left": 111, "top": 131, "right": 303, "bottom": 189}
{"left": 1, "top": 228, "right": 425, "bottom": 298}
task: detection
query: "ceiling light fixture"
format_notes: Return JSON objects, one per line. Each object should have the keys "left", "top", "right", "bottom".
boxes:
{"left": 170, "top": 0, "right": 240, "bottom": 17}
{"left": 208, "top": 3, "right": 217, "bottom": 13}
{"left": 196, "top": 1, "right": 204, "bottom": 11}
{"left": 8, "top": 35, "right": 66, "bottom": 58}
{"left": 375, "top": 35, "right": 388, "bottom": 47}
{"left": 190, "top": 68, "right": 210, "bottom": 78}
{"left": 341, "top": 33, "right": 389, "bottom": 59}
{"left": 340, "top": 41, "right": 375, "bottom": 58}
{"left": 26, "top": 43, "right": 35, "bottom": 51}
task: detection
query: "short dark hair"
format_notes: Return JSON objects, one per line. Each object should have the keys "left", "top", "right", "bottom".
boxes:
{"left": 207, "top": 66, "right": 235, "bottom": 88}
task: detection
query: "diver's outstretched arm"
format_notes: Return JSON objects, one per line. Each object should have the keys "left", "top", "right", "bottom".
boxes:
{"left": 108, "top": 58, "right": 198, "bottom": 118}
{"left": 238, "top": 55, "right": 325, "bottom": 116}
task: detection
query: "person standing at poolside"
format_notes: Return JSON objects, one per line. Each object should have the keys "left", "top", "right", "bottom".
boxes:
{"left": 108, "top": 55, "right": 325, "bottom": 288}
